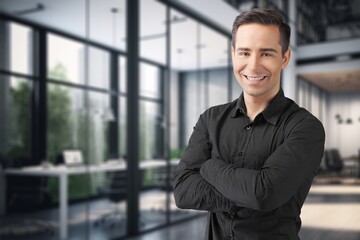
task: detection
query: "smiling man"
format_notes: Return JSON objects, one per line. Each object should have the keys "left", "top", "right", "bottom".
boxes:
{"left": 173, "top": 8, "right": 325, "bottom": 240}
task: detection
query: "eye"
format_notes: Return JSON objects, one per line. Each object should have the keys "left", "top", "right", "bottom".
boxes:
{"left": 238, "top": 52, "right": 250, "bottom": 56}
{"left": 261, "top": 52, "right": 273, "bottom": 57}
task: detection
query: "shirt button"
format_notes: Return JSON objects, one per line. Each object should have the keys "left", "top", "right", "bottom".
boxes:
{"left": 226, "top": 236, "right": 232, "bottom": 240}
{"left": 238, "top": 152, "right": 243, "bottom": 157}
{"left": 246, "top": 125, "right": 252, "bottom": 130}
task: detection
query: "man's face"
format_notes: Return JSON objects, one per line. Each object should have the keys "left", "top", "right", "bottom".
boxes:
{"left": 232, "top": 23, "right": 290, "bottom": 100}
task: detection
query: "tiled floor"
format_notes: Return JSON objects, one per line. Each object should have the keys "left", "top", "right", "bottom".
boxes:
{"left": 127, "top": 183, "right": 360, "bottom": 240}
{"left": 1, "top": 182, "right": 360, "bottom": 240}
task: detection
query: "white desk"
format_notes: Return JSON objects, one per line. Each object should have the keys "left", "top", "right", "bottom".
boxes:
{"left": 3, "top": 159, "right": 178, "bottom": 240}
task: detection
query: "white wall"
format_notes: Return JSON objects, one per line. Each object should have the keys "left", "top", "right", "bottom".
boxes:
{"left": 326, "top": 93, "right": 360, "bottom": 157}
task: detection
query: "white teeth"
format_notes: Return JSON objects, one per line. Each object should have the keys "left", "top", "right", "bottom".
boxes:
{"left": 246, "top": 75, "right": 266, "bottom": 81}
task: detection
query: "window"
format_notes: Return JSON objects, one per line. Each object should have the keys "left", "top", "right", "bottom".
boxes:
{"left": 48, "top": 33, "right": 85, "bottom": 84}
{"left": 0, "top": 77, "right": 32, "bottom": 159}
{"left": 9, "top": 23, "right": 33, "bottom": 75}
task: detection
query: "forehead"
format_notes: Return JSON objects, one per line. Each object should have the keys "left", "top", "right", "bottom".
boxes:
{"left": 234, "top": 23, "right": 281, "bottom": 49}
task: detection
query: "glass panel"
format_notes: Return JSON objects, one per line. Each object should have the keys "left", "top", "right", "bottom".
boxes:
{"left": 89, "top": 0, "right": 126, "bottom": 51}
{"left": 170, "top": 10, "right": 231, "bottom": 223}
{"left": 46, "top": 84, "right": 86, "bottom": 164}
{"left": 139, "top": 99, "right": 166, "bottom": 230}
{"left": 7, "top": 22, "right": 33, "bottom": 75}
{"left": 88, "top": 46, "right": 110, "bottom": 89}
{"left": 140, "top": 0, "right": 166, "bottom": 65}
{"left": 0, "top": 77, "right": 59, "bottom": 240}
{"left": 119, "top": 55, "right": 127, "bottom": 93}
{"left": 208, "top": 69, "right": 228, "bottom": 107}
{"left": 139, "top": 167, "right": 167, "bottom": 231}
{"left": 139, "top": 101, "right": 163, "bottom": 160}
{"left": 140, "top": 62, "right": 161, "bottom": 99}
{"left": 170, "top": 9, "right": 197, "bottom": 71}
{"left": 119, "top": 96, "right": 127, "bottom": 158}
{"left": 47, "top": 33, "right": 85, "bottom": 84}
{"left": 0, "top": 76, "right": 32, "bottom": 162}
{"left": 89, "top": 170, "right": 127, "bottom": 239}
{"left": 199, "top": 24, "right": 228, "bottom": 70}
{"left": 87, "top": 91, "right": 112, "bottom": 164}
{"left": 182, "top": 71, "right": 206, "bottom": 145}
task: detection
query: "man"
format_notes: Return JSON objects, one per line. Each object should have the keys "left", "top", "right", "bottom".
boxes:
{"left": 173, "top": 8, "right": 325, "bottom": 240}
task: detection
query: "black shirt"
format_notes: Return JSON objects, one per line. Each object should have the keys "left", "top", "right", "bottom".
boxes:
{"left": 173, "top": 89, "right": 325, "bottom": 240}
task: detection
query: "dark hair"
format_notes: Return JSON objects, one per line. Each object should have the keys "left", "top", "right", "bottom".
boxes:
{"left": 232, "top": 8, "right": 290, "bottom": 55}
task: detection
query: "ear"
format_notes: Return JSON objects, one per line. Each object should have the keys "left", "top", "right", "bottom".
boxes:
{"left": 281, "top": 48, "right": 291, "bottom": 69}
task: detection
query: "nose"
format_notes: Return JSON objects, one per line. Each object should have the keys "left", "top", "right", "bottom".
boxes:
{"left": 247, "top": 55, "right": 261, "bottom": 71}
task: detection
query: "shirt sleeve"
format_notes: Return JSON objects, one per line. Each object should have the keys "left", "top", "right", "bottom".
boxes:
{"left": 199, "top": 116, "right": 325, "bottom": 212}
{"left": 173, "top": 113, "right": 235, "bottom": 212}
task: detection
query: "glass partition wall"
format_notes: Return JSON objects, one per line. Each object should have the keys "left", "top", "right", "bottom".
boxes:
{"left": 0, "top": 0, "right": 232, "bottom": 239}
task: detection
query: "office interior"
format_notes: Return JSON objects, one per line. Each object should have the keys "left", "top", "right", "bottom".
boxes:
{"left": 0, "top": 0, "right": 359, "bottom": 239}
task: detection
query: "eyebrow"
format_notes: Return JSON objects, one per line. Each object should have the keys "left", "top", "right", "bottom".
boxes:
{"left": 236, "top": 47, "right": 278, "bottom": 53}
{"left": 259, "top": 48, "right": 278, "bottom": 53}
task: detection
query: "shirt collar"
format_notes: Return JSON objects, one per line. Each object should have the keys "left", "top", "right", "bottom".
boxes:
{"left": 231, "top": 92, "right": 246, "bottom": 118}
{"left": 231, "top": 89, "right": 288, "bottom": 126}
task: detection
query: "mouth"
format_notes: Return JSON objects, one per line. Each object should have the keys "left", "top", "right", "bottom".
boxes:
{"left": 244, "top": 75, "right": 267, "bottom": 81}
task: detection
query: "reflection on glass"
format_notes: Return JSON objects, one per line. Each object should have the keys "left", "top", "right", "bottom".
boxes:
{"left": 9, "top": 22, "right": 33, "bottom": 75}
{"left": 47, "top": 33, "right": 85, "bottom": 84}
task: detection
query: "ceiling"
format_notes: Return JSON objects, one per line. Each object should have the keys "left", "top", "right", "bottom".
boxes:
{"left": 299, "top": 70, "right": 360, "bottom": 93}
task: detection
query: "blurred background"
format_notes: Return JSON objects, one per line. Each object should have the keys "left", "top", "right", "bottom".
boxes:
{"left": 0, "top": 0, "right": 359, "bottom": 239}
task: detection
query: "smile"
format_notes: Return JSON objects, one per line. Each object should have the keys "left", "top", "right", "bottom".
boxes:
{"left": 244, "top": 75, "right": 267, "bottom": 81}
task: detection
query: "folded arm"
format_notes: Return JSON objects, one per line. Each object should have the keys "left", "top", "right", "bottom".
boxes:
{"left": 173, "top": 113, "right": 235, "bottom": 212}
{"left": 200, "top": 116, "right": 325, "bottom": 211}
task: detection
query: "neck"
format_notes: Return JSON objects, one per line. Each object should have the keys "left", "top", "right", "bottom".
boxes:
{"left": 244, "top": 90, "right": 279, "bottom": 121}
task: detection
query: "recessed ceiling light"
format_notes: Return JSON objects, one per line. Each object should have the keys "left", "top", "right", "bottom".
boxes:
{"left": 335, "top": 55, "right": 351, "bottom": 61}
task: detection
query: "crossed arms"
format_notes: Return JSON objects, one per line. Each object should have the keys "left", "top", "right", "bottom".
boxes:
{"left": 173, "top": 112, "right": 325, "bottom": 212}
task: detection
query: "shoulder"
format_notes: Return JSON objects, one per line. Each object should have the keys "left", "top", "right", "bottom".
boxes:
{"left": 283, "top": 99, "right": 325, "bottom": 139}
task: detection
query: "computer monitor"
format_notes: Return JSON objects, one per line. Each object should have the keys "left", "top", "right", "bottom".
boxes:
{"left": 62, "top": 150, "right": 83, "bottom": 166}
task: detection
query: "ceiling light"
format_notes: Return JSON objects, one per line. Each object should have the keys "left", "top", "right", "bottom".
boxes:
{"left": 335, "top": 55, "right": 351, "bottom": 61}
{"left": 346, "top": 118, "right": 353, "bottom": 124}
{"left": 14, "top": 3, "right": 44, "bottom": 15}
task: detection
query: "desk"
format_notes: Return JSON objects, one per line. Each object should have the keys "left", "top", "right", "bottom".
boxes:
{"left": 2, "top": 159, "right": 177, "bottom": 240}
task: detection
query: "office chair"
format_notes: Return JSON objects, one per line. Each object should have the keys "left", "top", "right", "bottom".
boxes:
{"left": 6, "top": 155, "right": 53, "bottom": 213}
{"left": 4, "top": 155, "right": 56, "bottom": 237}
{"left": 94, "top": 170, "right": 127, "bottom": 229}
{"left": 324, "top": 149, "right": 344, "bottom": 178}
